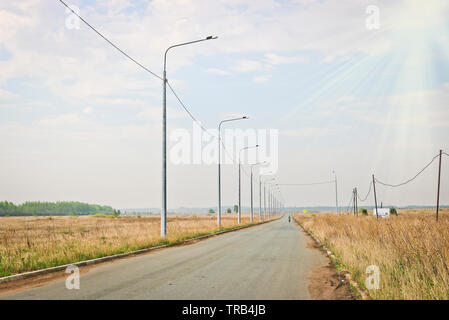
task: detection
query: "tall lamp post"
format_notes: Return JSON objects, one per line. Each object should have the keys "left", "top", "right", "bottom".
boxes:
{"left": 267, "top": 184, "right": 279, "bottom": 219}
{"left": 263, "top": 177, "right": 275, "bottom": 220}
{"left": 238, "top": 145, "right": 258, "bottom": 224}
{"left": 161, "top": 36, "right": 217, "bottom": 238}
{"left": 332, "top": 170, "right": 339, "bottom": 215}
{"left": 218, "top": 116, "right": 248, "bottom": 228}
{"left": 259, "top": 171, "right": 272, "bottom": 221}
{"left": 251, "top": 161, "right": 266, "bottom": 222}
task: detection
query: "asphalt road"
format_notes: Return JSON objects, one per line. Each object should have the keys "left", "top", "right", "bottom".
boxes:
{"left": 3, "top": 215, "right": 326, "bottom": 300}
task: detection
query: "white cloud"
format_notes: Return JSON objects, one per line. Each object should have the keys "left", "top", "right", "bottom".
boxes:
{"left": 232, "top": 59, "right": 265, "bottom": 73}
{"left": 0, "top": 88, "right": 18, "bottom": 100}
{"left": 35, "top": 113, "right": 86, "bottom": 126}
{"left": 280, "top": 127, "right": 340, "bottom": 138}
{"left": 264, "top": 53, "right": 308, "bottom": 65}
{"left": 205, "top": 68, "right": 231, "bottom": 76}
{"left": 137, "top": 106, "right": 185, "bottom": 122}
{"left": 253, "top": 74, "right": 271, "bottom": 83}
{"left": 83, "top": 107, "right": 93, "bottom": 114}
{"left": 311, "top": 83, "right": 449, "bottom": 129}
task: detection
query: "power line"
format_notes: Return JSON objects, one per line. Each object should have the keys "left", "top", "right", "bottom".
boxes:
{"left": 166, "top": 81, "right": 242, "bottom": 167}
{"left": 375, "top": 153, "right": 440, "bottom": 188}
{"left": 59, "top": 1, "right": 238, "bottom": 167}
{"left": 346, "top": 192, "right": 353, "bottom": 213}
{"left": 277, "top": 181, "right": 335, "bottom": 186}
{"left": 58, "top": 0, "right": 162, "bottom": 81}
{"left": 166, "top": 80, "right": 215, "bottom": 138}
{"left": 59, "top": 0, "right": 240, "bottom": 170}
{"left": 58, "top": 1, "right": 272, "bottom": 204}
{"left": 357, "top": 181, "right": 373, "bottom": 202}
{"left": 165, "top": 80, "right": 239, "bottom": 166}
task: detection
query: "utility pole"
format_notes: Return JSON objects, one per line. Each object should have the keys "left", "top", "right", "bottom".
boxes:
{"left": 218, "top": 116, "right": 248, "bottom": 228}
{"left": 259, "top": 176, "right": 262, "bottom": 221}
{"left": 238, "top": 145, "right": 257, "bottom": 225}
{"left": 373, "top": 174, "right": 379, "bottom": 219}
{"left": 353, "top": 188, "right": 356, "bottom": 216}
{"left": 262, "top": 177, "right": 274, "bottom": 220}
{"left": 250, "top": 169, "right": 253, "bottom": 223}
{"left": 270, "top": 191, "right": 272, "bottom": 219}
{"left": 436, "top": 149, "right": 442, "bottom": 222}
{"left": 161, "top": 67, "right": 167, "bottom": 237}
{"left": 333, "top": 171, "right": 339, "bottom": 215}
{"left": 263, "top": 183, "right": 266, "bottom": 220}
{"left": 269, "top": 191, "right": 271, "bottom": 219}
{"left": 355, "top": 187, "right": 358, "bottom": 215}
{"left": 162, "top": 36, "right": 217, "bottom": 238}
{"left": 238, "top": 160, "right": 241, "bottom": 224}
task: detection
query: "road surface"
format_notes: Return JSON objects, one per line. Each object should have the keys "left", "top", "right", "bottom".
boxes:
{"left": 2, "top": 216, "right": 326, "bottom": 299}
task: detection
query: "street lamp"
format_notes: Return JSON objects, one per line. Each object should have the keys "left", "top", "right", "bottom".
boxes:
{"left": 238, "top": 145, "right": 259, "bottom": 224}
{"left": 263, "top": 177, "right": 275, "bottom": 220}
{"left": 251, "top": 161, "right": 266, "bottom": 223}
{"left": 259, "top": 172, "right": 272, "bottom": 221}
{"left": 161, "top": 36, "right": 217, "bottom": 238}
{"left": 332, "top": 170, "right": 339, "bottom": 215}
{"left": 218, "top": 116, "right": 248, "bottom": 228}
{"left": 267, "top": 183, "right": 279, "bottom": 219}
{"left": 273, "top": 187, "right": 281, "bottom": 217}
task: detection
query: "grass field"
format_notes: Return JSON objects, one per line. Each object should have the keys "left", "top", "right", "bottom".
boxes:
{"left": 0, "top": 213, "right": 273, "bottom": 278}
{"left": 294, "top": 208, "right": 449, "bottom": 300}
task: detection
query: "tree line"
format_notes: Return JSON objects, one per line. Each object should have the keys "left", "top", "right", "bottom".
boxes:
{"left": 0, "top": 201, "right": 114, "bottom": 216}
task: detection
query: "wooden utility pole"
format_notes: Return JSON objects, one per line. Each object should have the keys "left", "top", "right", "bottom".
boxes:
{"left": 355, "top": 187, "right": 358, "bottom": 215}
{"left": 436, "top": 149, "right": 442, "bottom": 222}
{"left": 373, "top": 174, "right": 379, "bottom": 219}
{"left": 353, "top": 188, "right": 356, "bottom": 216}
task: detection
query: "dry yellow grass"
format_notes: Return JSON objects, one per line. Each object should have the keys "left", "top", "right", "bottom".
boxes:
{"left": 0, "top": 213, "right": 272, "bottom": 277}
{"left": 294, "top": 208, "right": 449, "bottom": 299}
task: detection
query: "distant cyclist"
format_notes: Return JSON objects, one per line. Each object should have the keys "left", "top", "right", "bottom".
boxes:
{"left": 288, "top": 215, "right": 291, "bottom": 223}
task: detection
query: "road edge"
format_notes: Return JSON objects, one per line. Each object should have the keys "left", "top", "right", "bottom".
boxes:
{"left": 291, "top": 215, "right": 370, "bottom": 300}
{"left": 0, "top": 217, "right": 280, "bottom": 285}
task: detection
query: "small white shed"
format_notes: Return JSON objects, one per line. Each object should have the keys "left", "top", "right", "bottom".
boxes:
{"left": 373, "top": 208, "right": 390, "bottom": 218}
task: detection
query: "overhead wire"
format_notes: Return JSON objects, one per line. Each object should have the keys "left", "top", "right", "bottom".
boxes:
{"left": 375, "top": 153, "right": 440, "bottom": 187}
{"left": 357, "top": 181, "right": 373, "bottom": 202}
{"left": 277, "top": 181, "right": 335, "bottom": 186}
{"left": 58, "top": 0, "right": 162, "bottom": 81}
{"left": 58, "top": 0, "right": 251, "bottom": 175}
{"left": 346, "top": 192, "right": 354, "bottom": 213}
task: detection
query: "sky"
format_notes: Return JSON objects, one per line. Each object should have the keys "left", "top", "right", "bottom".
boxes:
{"left": 0, "top": 0, "right": 448, "bottom": 210}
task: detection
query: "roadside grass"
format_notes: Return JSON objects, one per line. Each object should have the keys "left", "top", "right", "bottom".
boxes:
{"left": 294, "top": 209, "right": 449, "bottom": 299}
{"left": 89, "top": 214, "right": 116, "bottom": 218}
{"left": 0, "top": 214, "right": 275, "bottom": 277}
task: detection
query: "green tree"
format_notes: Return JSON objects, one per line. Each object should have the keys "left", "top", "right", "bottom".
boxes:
{"left": 233, "top": 205, "right": 238, "bottom": 213}
{"left": 359, "top": 208, "right": 368, "bottom": 215}
{"left": 209, "top": 209, "right": 215, "bottom": 214}
{"left": 0, "top": 201, "right": 114, "bottom": 216}
{"left": 226, "top": 208, "right": 231, "bottom": 213}
{"left": 390, "top": 207, "right": 398, "bottom": 216}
